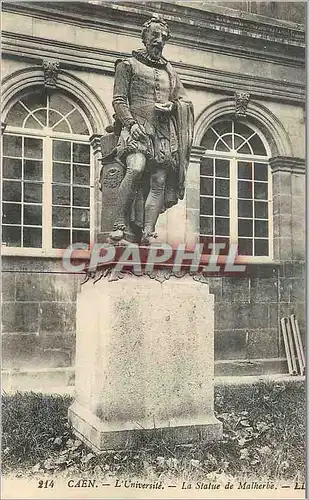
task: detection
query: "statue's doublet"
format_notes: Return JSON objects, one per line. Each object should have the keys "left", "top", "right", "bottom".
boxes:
{"left": 113, "top": 52, "right": 179, "bottom": 167}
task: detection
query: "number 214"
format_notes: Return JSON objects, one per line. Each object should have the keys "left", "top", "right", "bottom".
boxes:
{"left": 38, "top": 480, "right": 54, "bottom": 488}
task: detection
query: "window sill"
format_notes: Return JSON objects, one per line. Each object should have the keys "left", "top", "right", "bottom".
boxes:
{"left": 1, "top": 246, "right": 91, "bottom": 260}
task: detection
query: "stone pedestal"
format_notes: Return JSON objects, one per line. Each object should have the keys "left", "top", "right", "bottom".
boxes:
{"left": 68, "top": 272, "right": 222, "bottom": 452}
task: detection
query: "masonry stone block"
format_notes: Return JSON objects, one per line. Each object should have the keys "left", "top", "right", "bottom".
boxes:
{"left": 2, "top": 334, "right": 39, "bottom": 369}
{"left": 186, "top": 186, "right": 199, "bottom": 210}
{"left": 2, "top": 302, "right": 40, "bottom": 333}
{"left": 208, "top": 277, "right": 223, "bottom": 301}
{"left": 247, "top": 329, "right": 279, "bottom": 359}
{"left": 39, "top": 302, "right": 76, "bottom": 334}
{"left": 249, "top": 303, "right": 270, "bottom": 329}
{"left": 1, "top": 273, "right": 15, "bottom": 300}
{"left": 214, "top": 330, "right": 247, "bottom": 360}
{"left": 291, "top": 173, "right": 306, "bottom": 197}
{"left": 250, "top": 278, "right": 278, "bottom": 303}
{"left": 221, "top": 277, "right": 250, "bottom": 303}
{"left": 186, "top": 208, "right": 199, "bottom": 235}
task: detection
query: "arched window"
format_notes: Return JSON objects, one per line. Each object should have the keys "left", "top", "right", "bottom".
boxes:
{"left": 200, "top": 119, "right": 272, "bottom": 258}
{"left": 2, "top": 90, "right": 93, "bottom": 251}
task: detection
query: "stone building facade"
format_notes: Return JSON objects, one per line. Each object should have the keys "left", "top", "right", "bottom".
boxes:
{"left": 1, "top": 1, "right": 305, "bottom": 388}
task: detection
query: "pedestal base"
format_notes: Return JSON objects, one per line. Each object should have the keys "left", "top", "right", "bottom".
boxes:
{"left": 68, "top": 272, "right": 222, "bottom": 452}
{"left": 69, "top": 401, "right": 222, "bottom": 453}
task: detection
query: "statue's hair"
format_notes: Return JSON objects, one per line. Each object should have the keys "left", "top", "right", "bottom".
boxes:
{"left": 141, "top": 16, "right": 171, "bottom": 43}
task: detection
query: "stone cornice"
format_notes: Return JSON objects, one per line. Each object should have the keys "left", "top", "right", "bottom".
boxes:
{"left": 2, "top": 32, "right": 305, "bottom": 105}
{"left": 2, "top": 1, "right": 305, "bottom": 67}
{"left": 269, "top": 156, "right": 305, "bottom": 174}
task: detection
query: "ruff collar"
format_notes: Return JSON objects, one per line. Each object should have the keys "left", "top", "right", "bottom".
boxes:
{"left": 132, "top": 49, "right": 168, "bottom": 69}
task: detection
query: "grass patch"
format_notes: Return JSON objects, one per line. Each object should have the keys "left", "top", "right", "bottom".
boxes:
{"left": 2, "top": 380, "right": 305, "bottom": 482}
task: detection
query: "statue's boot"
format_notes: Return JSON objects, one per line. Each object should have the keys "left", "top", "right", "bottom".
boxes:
{"left": 140, "top": 231, "right": 158, "bottom": 246}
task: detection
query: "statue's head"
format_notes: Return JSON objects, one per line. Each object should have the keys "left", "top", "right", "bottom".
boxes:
{"left": 141, "top": 16, "right": 171, "bottom": 61}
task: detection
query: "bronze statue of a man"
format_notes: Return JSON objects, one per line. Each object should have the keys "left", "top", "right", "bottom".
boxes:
{"left": 109, "top": 16, "right": 194, "bottom": 245}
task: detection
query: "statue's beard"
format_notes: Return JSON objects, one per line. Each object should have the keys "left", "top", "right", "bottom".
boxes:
{"left": 147, "top": 44, "right": 163, "bottom": 61}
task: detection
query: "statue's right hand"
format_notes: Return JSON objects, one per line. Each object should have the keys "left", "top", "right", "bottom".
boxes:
{"left": 130, "top": 123, "right": 147, "bottom": 141}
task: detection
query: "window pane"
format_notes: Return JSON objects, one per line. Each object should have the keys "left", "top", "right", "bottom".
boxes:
{"left": 2, "top": 203, "right": 21, "bottom": 224}
{"left": 68, "top": 109, "right": 89, "bottom": 135}
{"left": 254, "top": 182, "right": 268, "bottom": 200}
{"left": 24, "top": 183, "right": 42, "bottom": 203}
{"left": 53, "top": 229, "right": 70, "bottom": 249}
{"left": 53, "top": 185, "right": 71, "bottom": 205}
{"left": 254, "top": 163, "right": 268, "bottom": 181}
{"left": 238, "top": 161, "right": 252, "bottom": 180}
{"left": 73, "top": 187, "right": 90, "bottom": 207}
{"left": 73, "top": 143, "right": 90, "bottom": 164}
{"left": 213, "top": 121, "right": 232, "bottom": 136}
{"left": 238, "top": 143, "right": 251, "bottom": 154}
{"left": 24, "top": 116, "right": 43, "bottom": 130}
{"left": 50, "top": 94, "right": 74, "bottom": 115}
{"left": 53, "top": 163, "right": 71, "bottom": 184}
{"left": 215, "top": 198, "right": 229, "bottom": 216}
{"left": 24, "top": 137, "right": 43, "bottom": 159}
{"left": 73, "top": 165, "right": 90, "bottom": 185}
{"left": 6, "top": 102, "right": 27, "bottom": 127}
{"left": 53, "top": 121, "right": 71, "bottom": 133}
{"left": 3, "top": 181, "right": 22, "bottom": 202}
{"left": 215, "top": 139, "right": 229, "bottom": 152}
{"left": 23, "top": 227, "right": 42, "bottom": 248}
{"left": 52, "top": 207, "right": 71, "bottom": 228}
{"left": 238, "top": 219, "right": 253, "bottom": 237}
{"left": 22, "top": 92, "right": 46, "bottom": 111}
{"left": 254, "top": 239, "right": 269, "bottom": 256}
{"left": 200, "top": 177, "right": 213, "bottom": 196}
{"left": 24, "top": 160, "right": 42, "bottom": 181}
{"left": 213, "top": 236, "right": 230, "bottom": 255}
{"left": 254, "top": 201, "right": 268, "bottom": 219}
{"left": 72, "top": 230, "right": 90, "bottom": 244}
{"left": 49, "top": 110, "right": 65, "bottom": 128}
{"left": 215, "top": 217, "right": 229, "bottom": 236}
{"left": 234, "top": 122, "right": 253, "bottom": 138}
{"left": 200, "top": 128, "right": 217, "bottom": 150}
{"left": 238, "top": 180, "right": 252, "bottom": 199}
{"left": 215, "top": 159, "right": 229, "bottom": 178}
{"left": 2, "top": 226, "right": 21, "bottom": 247}
{"left": 200, "top": 197, "right": 213, "bottom": 215}
{"left": 199, "top": 235, "right": 214, "bottom": 252}
{"left": 238, "top": 238, "right": 253, "bottom": 256}
{"left": 255, "top": 220, "right": 268, "bottom": 238}
{"left": 73, "top": 208, "right": 90, "bottom": 228}
{"left": 200, "top": 158, "right": 213, "bottom": 176}
{"left": 53, "top": 140, "right": 71, "bottom": 162}
{"left": 238, "top": 199, "right": 253, "bottom": 218}
{"left": 2, "top": 158, "right": 22, "bottom": 179}
{"left": 215, "top": 179, "right": 229, "bottom": 197}
{"left": 3, "top": 136, "right": 22, "bottom": 157}
{"left": 24, "top": 205, "right": 42, "bottom": 226}
{"left": 33, "top": 109, "right": 47, "bottom": 127}
{"left": 200, "top": 216, "right": 213, "bottom": 235}
{"left": 250, "top": 136, "right": 267, "bottom": 156}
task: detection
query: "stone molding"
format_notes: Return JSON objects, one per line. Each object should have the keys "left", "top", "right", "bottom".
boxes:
{"left": 42, "top": 58, "right": 60, "bottom": 89}
{"left": 235, "top": 91, "right": 250, "bottom": 118}
{"left": 2, "top": 32, "right": 305, "bottom": 104}
{"left": 90, "top": 134, "right": 104, "bottom": 158}
{"left": 1, "top": 67, "right": 112, "bottom": 134}
{"left": 3, "top": 1, "right": 305, "bottom": 60}
{"left": 269, "top": 156, "right": 305, "bottom": 174}
{"left": 1, "top": 122, "right": 7, "bottom": 134}
{"left": 82, "top": 266, "right": 210, "bottom": 285}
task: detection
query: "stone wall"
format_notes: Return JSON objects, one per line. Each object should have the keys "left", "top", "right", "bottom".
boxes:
{"left": 2, "top": 259, "right": 305, "bottom": 371}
